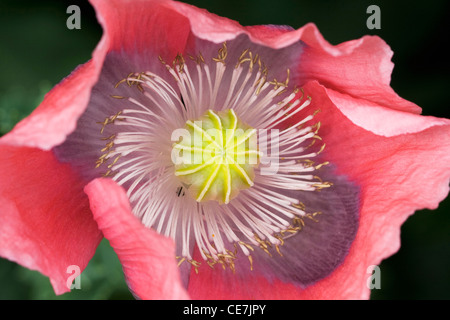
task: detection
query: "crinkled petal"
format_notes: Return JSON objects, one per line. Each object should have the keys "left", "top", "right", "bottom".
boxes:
{"left": 84, "top": 178, "right": 189, "bottom": 300}
{"left": 187, "top": 171, "right": 360, "bottom": 299}
{"left": 325, "top": 88, "right": 449, "bottom": 137}
{"left": 187, "top": 248, "right": 305, "bottom": 300}
{"left": 1, "top": 59, "right": 104, "bottom": 151}
{"left": 91, "top": 0, "right": 191, "bottom": 57}
{"left": 0, "top": 146, "right": 102, "bottom": 295}
{"left": 302, "top": 81, "right": 450, "bottom": 299}
{"left": 249, "top": 172, "right": 360, "bottom": 288}
{"left": 187, "top": 80, "right": 450, "bottom": 299}
{"left": 164, "top": 3, "right": 419, "bottom": 118}
{"left": 168, "top": 1, "right": 305, "bottom": 48}
{"left": 1, "top": 0, "right": 191, "bottom": 152}
{"left": 295, "top": 23, "right": 421, "bottom": 114}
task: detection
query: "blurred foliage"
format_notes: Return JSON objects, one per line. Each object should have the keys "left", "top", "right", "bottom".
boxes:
{"left": 0, "top": 0, "right": 448, "bottom": 300}
{"left": 0, "top": 240, "right": 133, "bottom": 300}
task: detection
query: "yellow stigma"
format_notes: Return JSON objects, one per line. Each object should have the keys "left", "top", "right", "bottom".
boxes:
{"left": 172, "top": 109, "right": 260, "bottom": 204}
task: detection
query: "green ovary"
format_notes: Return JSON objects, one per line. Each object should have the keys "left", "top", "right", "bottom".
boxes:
{"left": 173, "top": 109, "right": 259, "bottom": 204}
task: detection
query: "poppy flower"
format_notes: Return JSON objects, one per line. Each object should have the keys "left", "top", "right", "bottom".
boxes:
{"left": 1, "top": 0, "right": 449, "bottom": 300}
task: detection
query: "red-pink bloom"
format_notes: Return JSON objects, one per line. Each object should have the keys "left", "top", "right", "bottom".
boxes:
{"left": 1, "top": 0, "right": 449, "bottom": 300}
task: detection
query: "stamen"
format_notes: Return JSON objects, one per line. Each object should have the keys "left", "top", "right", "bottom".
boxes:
{"left": 93, "top": 41, "right": 330, "bottom": 273}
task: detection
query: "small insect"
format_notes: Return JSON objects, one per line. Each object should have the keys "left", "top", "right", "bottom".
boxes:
{"left": 176, "top": 186, "right": 186, "bottom": 197}
{"left": 180, "top": 94, "right": 187, "bottom": 111}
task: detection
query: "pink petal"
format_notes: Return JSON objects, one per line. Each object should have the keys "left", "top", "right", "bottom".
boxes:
{"left": 1, "top": 0, "right": 191, "bottom": 152}
{"left": 168, "top": 1, "right": 303, "bottom": 48}
{"left": 84, "top": 178, "right": 189, "bottom": 300}
{"left": 295, "top": 23, "right": 422, "bottom": 114}
{"left": 1, "top": 59, "right": 104, "bottom": 151}
{"left": 0, "top": 146, "right": 102, "bottom": 295}
{"left": 325, "top": 88, "right": 449, "bottom": 137}
{"left": 300, "top": 81, "right": 450, "bottom": 299}
{"left": 90, "top": 0, "right": 191, "bottom": 57}
{"left": 156, "top": 3, "right": 420, "bottom": 117}
{"left": 187, "top": 246, "right": 306, "bottom": 299}
{"left": 163, "top": 3, "right": 418, "bottom": 119}
{"left": 188, "top": 80, "right": 450, "bottom": 299}
{"left": 2, "top": 0, "right": 292, "bottom": 153}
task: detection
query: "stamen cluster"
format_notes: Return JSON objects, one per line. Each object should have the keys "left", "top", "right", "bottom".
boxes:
{"left": 94, "top": 42, "right": 331, "bottom": 272}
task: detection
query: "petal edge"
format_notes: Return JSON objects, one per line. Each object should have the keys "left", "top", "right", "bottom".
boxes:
{"left": 85, "top": 178, "right": 190, "bottom": 300}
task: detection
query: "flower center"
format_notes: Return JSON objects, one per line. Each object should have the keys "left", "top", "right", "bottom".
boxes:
{"left": 172, "top": 109, "right": 260, "bottom": 204}
{"left": 89, "top": 40, "right": 332, "bottom": 273}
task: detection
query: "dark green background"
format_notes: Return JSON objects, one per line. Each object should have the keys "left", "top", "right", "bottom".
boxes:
{"left": 0, "top": 0, "right": 449, "bottom": 299}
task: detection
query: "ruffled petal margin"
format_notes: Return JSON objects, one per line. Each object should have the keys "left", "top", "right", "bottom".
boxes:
{"left": 295, "top": 24, "right": 422, "bottom": 114}
{"left": 166, "top": 2, "right": 421, "bottom": 115}
{"left": 308, "top": 81, "right": 449, "bottom": 299}
{"left": 187, "top": 80, "right": 450, "bottom": 300}
{"left": 0, "top": 59, "right": 104, "bottom": 151}
{"left": 84, "top": 178, "right": 189, "bottom": 300}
